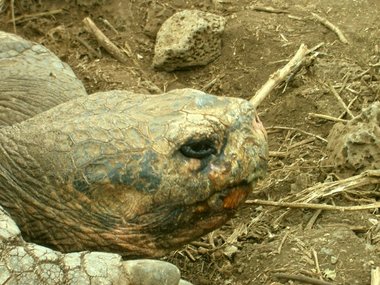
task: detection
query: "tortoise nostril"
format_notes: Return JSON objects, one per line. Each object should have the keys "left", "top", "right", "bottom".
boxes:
{"left": 210, "top": 161, "right": 231, "bottom": 174}
{"left": 208, "top": 161, "right": 232, "bottom": 189}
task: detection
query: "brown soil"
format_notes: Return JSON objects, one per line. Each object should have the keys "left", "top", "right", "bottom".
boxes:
{"left": 1, "top": 1, "right": 380, "bottom": 284}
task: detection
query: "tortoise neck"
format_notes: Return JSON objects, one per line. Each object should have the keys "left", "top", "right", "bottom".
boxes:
{"left": 0, "top": 127, "right": 24, "bottom": 212}
{"left": 0, "top": 126, "right": 47, "bottom": 214}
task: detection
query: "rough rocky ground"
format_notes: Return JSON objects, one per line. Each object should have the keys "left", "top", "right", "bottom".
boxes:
{"left": 1, "top": 0, "right": 380, "bottom": 284}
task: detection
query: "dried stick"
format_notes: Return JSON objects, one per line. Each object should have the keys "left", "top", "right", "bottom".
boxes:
{"left": 101, "top": 18, "right": 119, "bottom": 35}
{"left": 8, "top": 9, "right": 63, "bottom": 24}
{"left": 246, "top": 199, "right": 380, "bottom": 211}
{"left": 338, "top": 71, "right": 351, "bottom": 93}
{"left": 288, "top": 137, "right": 315, "bottom": 150}
{"left": 83, "top": 17, "right": 128, "bottom": 64}
{"left": 339, "top": 95, "right": 358, "bottom": 119}
{"left": 184, "top": 249, "right": 196, "bottom": 262}
{"left": 353, "top": 68, "right": 371, "bottom": 81}
{"left": 269, "top": 151, "right": 287, "bottom": 158}
{"left": 309, "top": 42, "right": 325, "bottom": 53}
{"left": 277, "top": 231, "right": 289, "bottom": 254}
{"left": 273, "top": 273, "right": 334, "bottom": 285}
{"left": 0, "top": 0, "right": 8, "bottom": 13}
{"left": 190, "top": 241, "right": 212, "bottom": 249}
{"left": 10, "top": 0, "right": 16, "bottom": 33}
{"left": 311, "top": 12, "right": 349, "bottom": 44}
{"left": 312, "top": 249, "right": 322, "bottom": 277}
{"left": 288, "top": 14, "right": 304, "bottom": 21}
{"left": 328, "top": 83, "right": 354, "bottom": 118}
{"left": 75, "top": 36, "right": 101, "bottom": 59}
{"left": 372, "top": 267, "right": 380, "bottom": 285}
{"left": 251, "top": 6, "right": 289, "bottom": 14}
{"left": 250, "top": 44, "right": 309, "bottom": 108}
{"left": 286, "top": 169, "right": 380, "bottom": 203}
{"left": 370, "top": 62, "right": 380, "bottom": 67}
{"left": 305, "top": 209, "right": 322, "bottom": 229}
{"left": 308, "top": 112, "right": 348, "bottom": 123}
{"left": 267, "top": 126, "right": 327, "bottom": 143}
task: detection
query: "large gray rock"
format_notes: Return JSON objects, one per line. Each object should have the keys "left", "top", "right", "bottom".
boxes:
{"left": 326, "top": 102, "right": 380, "bottom": 175}
{"left": 153, "top": 10, "right": 226, "bottom": 71}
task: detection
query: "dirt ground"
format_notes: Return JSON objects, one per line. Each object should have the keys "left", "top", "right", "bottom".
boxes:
{"left": 1, "top": 0, "right": 380, "bottom": 284}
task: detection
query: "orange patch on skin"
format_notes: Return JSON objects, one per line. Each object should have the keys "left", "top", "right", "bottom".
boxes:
{"left": 223, "top": 187, "right": 249, "bottom": 209}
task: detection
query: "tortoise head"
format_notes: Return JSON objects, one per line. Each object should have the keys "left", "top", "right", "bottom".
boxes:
{"left": 0, "top": 89, "right": 267, "bottom": 258}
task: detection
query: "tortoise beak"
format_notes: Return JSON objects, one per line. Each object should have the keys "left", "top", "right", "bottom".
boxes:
{"left": 222, "top": 184, "right": 251, "bottom": 209}
{"left": 192, "top": 182, "right": 251, "bottom": 214}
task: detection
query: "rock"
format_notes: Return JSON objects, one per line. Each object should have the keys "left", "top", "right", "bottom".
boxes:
{"left": 0, "top": 207, "right": 21, "bottom": 241}
{"left": 153, "top": 10, "right": 226, "bottom": 71}
{"left": 325, "top": 102, "right": 380, "bottom": 175}
{"left": 124, "top": 259, "right": 181, "bottom": 285}
{"left": 0, "top": 213, "right": 192, "bottom": 285}
{"left": 179, "top": 280, "right": 193, "bottom": 285}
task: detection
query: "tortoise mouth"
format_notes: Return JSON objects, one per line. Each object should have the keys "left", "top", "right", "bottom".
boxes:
{"left": 156, "top": 182, "right": 252, "bottom": 250}
{"left": 192, "top": 182, "right": 251, "bottom": 214}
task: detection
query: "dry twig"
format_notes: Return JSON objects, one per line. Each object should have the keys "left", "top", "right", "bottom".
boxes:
{"left": 339, "top": 95, "right": 358, "bottom": 119}
{"left": 250, "top": 44, "right": 309, "bottom": 108}
{"left": 8, "top": 9, "right": 63, "bottom": 24}
{"left": 269, "top": 151, "right": 287, "bottom": 158}
{"left": 251, "top": 6, "right": 289, "bottom": 14}
{"left": 101, "top": 18, "right": 119, "bottom": 35}
{"left": 0, "top": 0, "right": 8, "bottom": 13}
{"left": 274, "top": 273, "right": 334, "bottom": 285}
{"left": 288, "top": 137, "right": 315, "bottom": 150}
{"left": 309, "top": 42, "right": 325, "bottom": 53}
{"left": 246, "top": 199, "right": 380, "bottom": 211}
{"left": 75, "top": 36, "right": 101, "bottom": 59}
{"left": 184, "top": 248, "right": 196, "bottom": 262}
{"left": 10, "top": 0, "right": 16, "bottom": 33}
{"left": 250, "top": 42, "right": 324, "bottom": 108}
{"left": 288, "top": 14, "right": 304, "bottom": 21}
{"left": 371, "top": 267, "right": 380, "bottom": 285}
{"left": 308, "top": 112, "right": 348, "bottom": 123}
{"left": 305, "top": 209, "right": 323, "bottom": 229}
{"left": 277, "top": 231, "right": 289, "bottom": 254}
{"left": 190, "top": 241, "right": 212, "bottom": 249}
{"left": 267, "top": 126, "right": 327, "bottom": 143}
{"left": 83, "top": 17, "right": 129, "bottom": 64}
{"left": 312, "top": 249, "right": 322, "bottom": 278}
{"left": 285, "top": 169, "right": 380, "bottom": 203}
{"left": 311, "top": 12, "right": 349, "bottom": 44}
{"left": 250, "top": 171, "right": 380, "bottom": 211}
{"left": 328, "top": 83, "right": 354, "bottom": 118}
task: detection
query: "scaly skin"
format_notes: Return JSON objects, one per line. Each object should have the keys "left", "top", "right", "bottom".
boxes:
{"left": 0, "top": 205, "right": 184, "bottom": 285}
{"left": 0, "top": 89, "right": 267, "bottom": 257}
{"left": 0, "top": 31, "right": 87, "bottom": 127}
{"left": 0, "top": 31, "right": 268, "bottom": 284}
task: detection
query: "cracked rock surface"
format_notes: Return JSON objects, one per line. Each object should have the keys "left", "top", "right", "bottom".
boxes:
{"left": 153, "top": 10, "right": 226, "bottom": 71}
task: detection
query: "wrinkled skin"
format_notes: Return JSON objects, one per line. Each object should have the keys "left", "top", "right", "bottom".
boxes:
{"left": 0, "top": 89, "right": 267, "bottom": 257}
{"left": 0, "top": 206, "right": 186, "bottom": 285}
{"left": 0, "top": 31, "right": 87, "bottom": 126}
{"left": 0, "top": 31, "right": 268, "bottom": 283}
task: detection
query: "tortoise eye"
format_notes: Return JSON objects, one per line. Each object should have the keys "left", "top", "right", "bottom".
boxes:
{"left": 180, "top": 139, "right": 217, "bottom": 159}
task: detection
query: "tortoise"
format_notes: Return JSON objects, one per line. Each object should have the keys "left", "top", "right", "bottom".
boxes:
{"left": 0, "top": 31, "right": 268, "bottom": 284}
